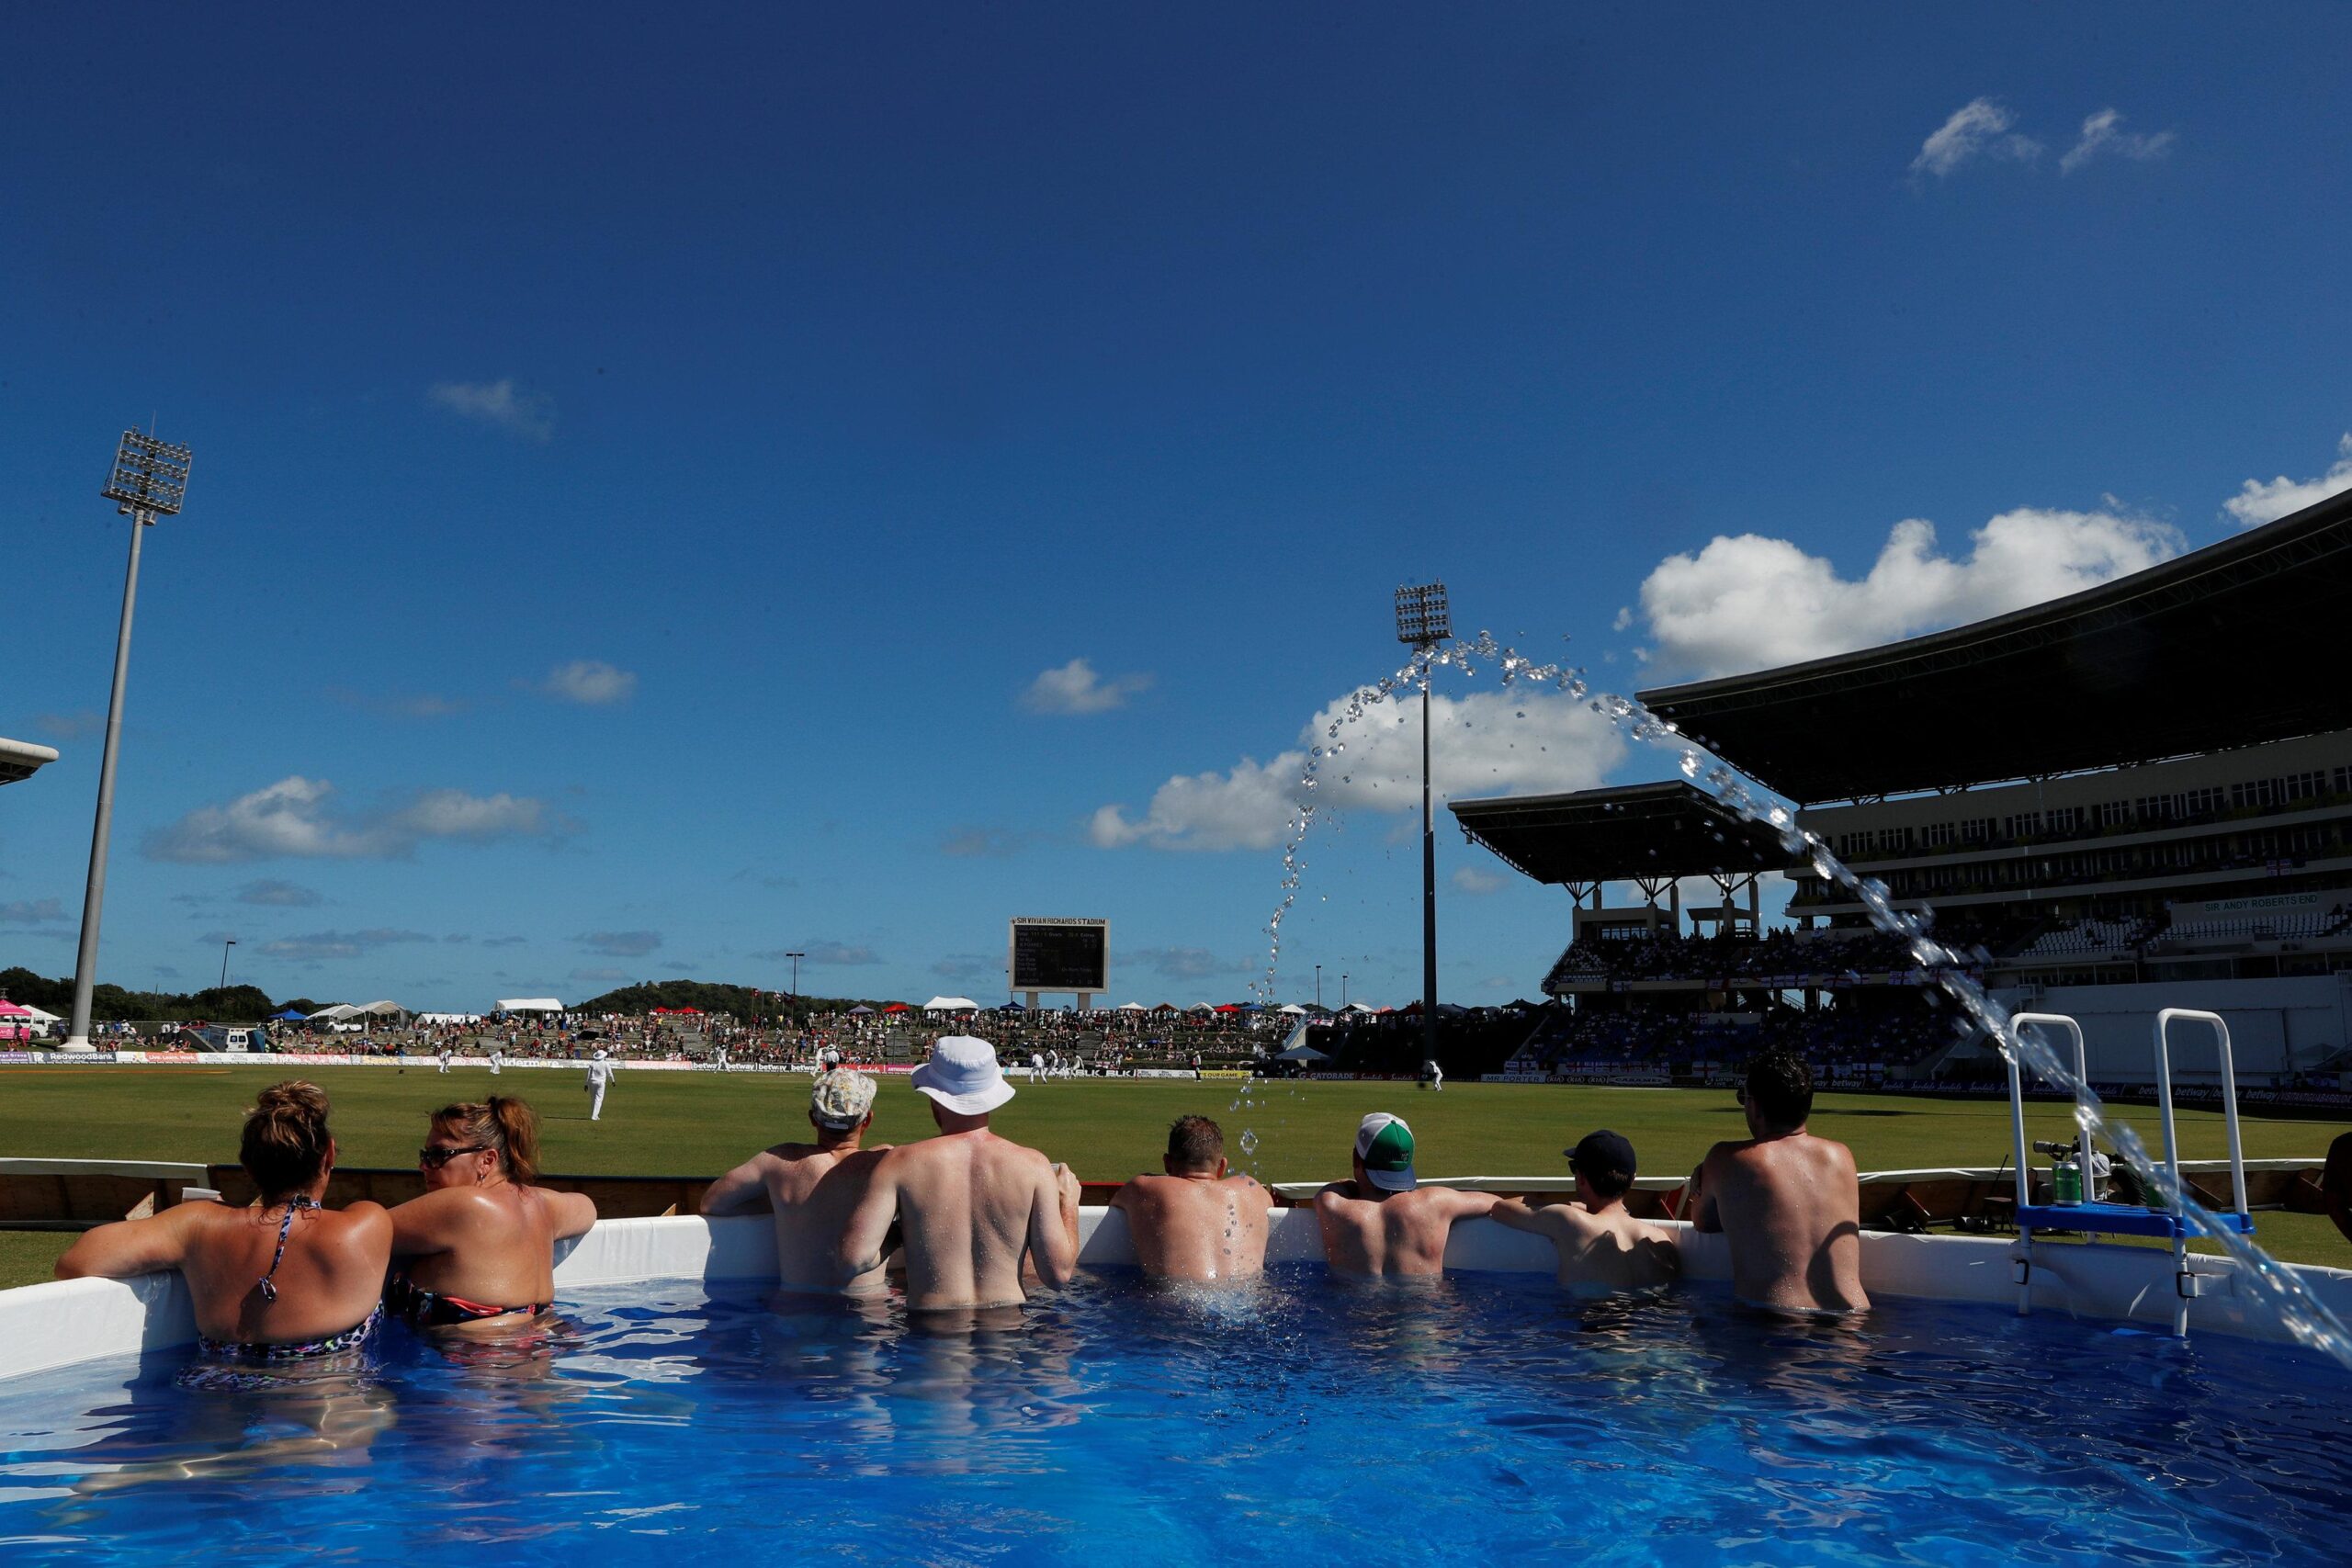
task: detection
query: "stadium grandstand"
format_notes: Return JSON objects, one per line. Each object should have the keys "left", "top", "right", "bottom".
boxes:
{"left": 1453, "top": 479, "right": 2352, "bottom": 1090}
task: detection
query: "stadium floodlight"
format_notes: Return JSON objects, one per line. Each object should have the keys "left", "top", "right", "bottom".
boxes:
{"left": 1390, "top": 582, "right": 1450, "bottom": 1063}
{"left": 62, "top": 427, "right": 194, "bottom": 1052}
{"left": 1394, "top": 581, "right": 1450, "bottom": 647}
{"left": 102, "top": 430, "right": 193, "bottom": 518}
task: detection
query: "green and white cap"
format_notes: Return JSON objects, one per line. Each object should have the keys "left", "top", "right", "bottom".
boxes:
{"left": 1354, "top": 1111, "right": 1418, "bottom": 1192}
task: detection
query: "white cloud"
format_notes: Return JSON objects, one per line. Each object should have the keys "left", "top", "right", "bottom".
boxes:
{"left": 575, "top": 930, "right": 662, "bottom": 957}
{"left": 752, "top": 941, "right": 884, "bottom": 966}
{"left": 1091, "top": 688, "right": 1627, "bottom": 852}
{"left": 2225, "top": 434, "right": 2352, "bottom": 528}
{"left": 540, "top": 660, "right": 638, "bottom": 705}
{"left": 1, "top": 897, "right": 65, "bottom": 923}
{"left": 2060, "top": 108, "right": 2176, "bottom": 175}
{"left": 1634, "top": 505, "right": 2185, "bottom": 681}
{"left": 1131, "top": 945, "right": 1252, "bottom": 980}
{"left": 428, "top": 378, "right": 555, "bottom": 440}
{"left": 259, "top": 928, "right": 433, "bottom": 963}
{"left": 1910, "top": 97, "right": 2041, "bottom": 179}
{"left": 1023, "top": 658, "right": 1151, "bottom": 715}
{"left": 1452, "top": 865, "right": 1507, "bottom": 896}
{"left": 142, "top": 776, "right": 557, "bottom": 863}
{"left": 236, "top": 879, "right": 322, "bottom": 907}
{"left": 571, "top": 966, "right": 631, "bottom": 984}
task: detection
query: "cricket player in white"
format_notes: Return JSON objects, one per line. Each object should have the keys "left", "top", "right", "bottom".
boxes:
{"left": 586, "top": 1047, "right": 616, "bottom": 1121}
{"left": 436, "top": 1044, "right": 452, "bottom": 1075}
{"left": 1028, "top": 1050, "right": 1045, "bottom": 1084}
{"left": 490, "top": 1047, "right": 503, "bottom": 1076}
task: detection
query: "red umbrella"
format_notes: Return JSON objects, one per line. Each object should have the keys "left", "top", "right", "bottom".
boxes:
{"left": 882, "top": 1002, "right": 910, "bottom": 1013}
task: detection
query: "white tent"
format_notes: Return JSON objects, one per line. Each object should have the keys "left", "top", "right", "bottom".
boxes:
{"left": 355, "top": 1000, "right": 408, "bottom": 1018}
{"left": 1341, "top": 1001, "right": 1379, "bottom": 1014}
{"left": 1187, "top": 1001, "right": 1216, "bottom": 1012}
{"left": 1115, "top": 1002, "right": 1148, "bottom": 1011}
{"left": 1277, "top": 1003, "right": 1309, "bottom": 1015}
{"left": 308, "top": 1004, "right": 360, "bottom": 1021}
{"left": 495, "top": 998, "right": 565, "bottom": 1013}
{"left": 15, "top": 1004, "right": 61, "bottom": 1025}
{"left": 922, "top": 996, "right": 980, "bottom": 1012}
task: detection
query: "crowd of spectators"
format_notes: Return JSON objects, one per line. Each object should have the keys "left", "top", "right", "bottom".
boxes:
{"left": 243, "top": 1003, "right": 1298, "bottom": 1073}
{"left": 1540, "top": 924, "right": 2005, "bottom": 992}
{"left": 1506, "top": 1003, "right": 1956, "bottom": 1083}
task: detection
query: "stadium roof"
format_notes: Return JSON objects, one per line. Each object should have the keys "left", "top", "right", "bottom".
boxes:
{"left": 1636, "top": 483, "right": 2352, "bottom": 804}
{"left": 1450, "top": 781, "right": 1801, "bottom": 885}
{"left": 0, "top": 736, "right": 60, "bottom": 786}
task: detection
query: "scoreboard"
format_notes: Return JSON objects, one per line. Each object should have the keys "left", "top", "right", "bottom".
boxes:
{"left": 1008, "top": 917, "right": 1109, "bottom": 994}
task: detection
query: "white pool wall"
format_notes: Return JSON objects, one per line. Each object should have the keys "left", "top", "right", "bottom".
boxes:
{"left": 4, "top": 1210, "right": 2348, "bottom": 1382}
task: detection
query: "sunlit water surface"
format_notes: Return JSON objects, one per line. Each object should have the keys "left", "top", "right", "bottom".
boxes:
{"left": 3, "top": 1272, "right": 2347, "bottom": 1566}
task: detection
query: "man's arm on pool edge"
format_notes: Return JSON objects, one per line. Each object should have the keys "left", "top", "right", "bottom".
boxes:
{"left": 699, "top": 1151, "right": 777, "bottom": 1217}
{"left": 835, "top": 1158, "right": 901, "bottom": 1280}
{"left": 1026, "top": 1162, "right": 1080, "bottom": 1288}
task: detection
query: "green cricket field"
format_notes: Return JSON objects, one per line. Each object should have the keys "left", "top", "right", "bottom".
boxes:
{"left": 1, "top": 1065, "right": 2345, "bottom": 1286}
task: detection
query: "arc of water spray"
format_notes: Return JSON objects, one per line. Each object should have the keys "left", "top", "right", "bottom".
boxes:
{"left": 1262, "top": 626, "right": 2352, "bottom": 1370}
{"left": 1254, "top": 634, "right": 1589, "bottom": 1007}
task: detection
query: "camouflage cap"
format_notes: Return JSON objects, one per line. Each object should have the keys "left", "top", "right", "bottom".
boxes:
{"left": 810, "top": 1066, "right": 878, "bottom": 1129}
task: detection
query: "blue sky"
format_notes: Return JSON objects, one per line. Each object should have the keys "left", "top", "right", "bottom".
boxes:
{"left": 6, "top": 6, "right": 2350, "bottom": 1010}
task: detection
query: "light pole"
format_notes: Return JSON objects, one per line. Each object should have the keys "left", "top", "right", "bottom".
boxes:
{"left": 786, "top": 952, "right": 805, "bottom": 1024}
{"left": 219, "top": 938, "right": 236, "bottom": 991}
{"left": 1341, "top": 971, "right": 1349, "bottom": 1007}
{"left": 1395, "top": 581, "right": 1449, "bottom": 1070}
{"left": 1315, "top": 964, "right": 1322, "bottom": 1010}
{"left": 64, "top": 429, "right": 193, "bottom": 1052}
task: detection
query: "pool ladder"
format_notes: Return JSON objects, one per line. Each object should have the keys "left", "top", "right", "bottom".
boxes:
{"left": 2006, "top": 1009, "right": 2253, "bottom": 1337}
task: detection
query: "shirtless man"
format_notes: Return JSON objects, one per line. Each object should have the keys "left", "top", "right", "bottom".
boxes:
{"left": 1686, "top": 1047, "right": 1870, "bottom": 1314}
{"left": 1490, "top": 1130, "right": 1679, "bottom": 1295}
{"left": 1312, "top": 1112, "right": 1498, "bottom": 1278}
{"left": 2323, "top": 1129, "right": 2352, "bottom": 1247}
{"left": 835, "top": 1036, "right": 1080, "bottom": 1310}
{"left": 1108, "top": 1115, "right": 1273, "bottom": 1281}
{"left": 700, "top": 1068, "right": 894, "bottom": 1292}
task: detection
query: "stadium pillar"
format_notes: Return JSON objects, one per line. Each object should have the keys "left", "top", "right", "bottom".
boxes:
{"left": 65, "top": 431, "right": 193, "bottom": 1052}
{"left": 1421, "top": 670, "right": 1438, "bottom": 1063}
{"left": 62, "top": 512, "right": 145, "bottom": 1052}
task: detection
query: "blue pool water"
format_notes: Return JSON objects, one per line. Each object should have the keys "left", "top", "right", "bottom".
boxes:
{"left": 2, "top": 1271, "right": 2348, "bottom": 1566}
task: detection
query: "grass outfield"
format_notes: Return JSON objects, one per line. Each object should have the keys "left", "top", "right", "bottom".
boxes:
{"left": 2, "top": 1065, "right": 2346, "bottom": 1286}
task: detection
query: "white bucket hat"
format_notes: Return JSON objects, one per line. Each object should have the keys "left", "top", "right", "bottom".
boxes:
{"left": 910, "top": 1035, "right": 1015, "bottom": 1115}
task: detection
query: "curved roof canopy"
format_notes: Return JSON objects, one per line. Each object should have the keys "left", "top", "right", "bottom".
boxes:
{"left": 1637, "top": 485, "right": 2352, "bottom": 804}
{"left": 1450, "top": 781, "right": 1799, "bottom": 886}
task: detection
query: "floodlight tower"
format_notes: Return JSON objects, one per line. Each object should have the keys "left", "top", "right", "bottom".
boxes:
{"left": 62, "top": 429, "right": 193, "bottom": 1052}
{"left": 1394, "top": 581, "right": 1449, "bottom": 1066}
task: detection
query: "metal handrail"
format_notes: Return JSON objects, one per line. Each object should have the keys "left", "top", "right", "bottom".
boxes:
{"left": 2154, "top": 1008, "right": 2248, "bottom": 1223}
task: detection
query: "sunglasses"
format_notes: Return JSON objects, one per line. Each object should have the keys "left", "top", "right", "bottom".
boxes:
{"left": 418, "top": 1143, "right": 490, "bottom": 1168}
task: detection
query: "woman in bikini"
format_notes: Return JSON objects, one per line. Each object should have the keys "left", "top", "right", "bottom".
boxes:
{"left": 385, "top": 1097, "right": 596, "bottom": 1333}
{"left": 56, "top": 1080, "right": 391, "bottom": 1363}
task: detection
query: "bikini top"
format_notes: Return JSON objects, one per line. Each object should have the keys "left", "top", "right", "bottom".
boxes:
{"left": 254, "top": 1195, "right": 322, "bottom": 1303}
